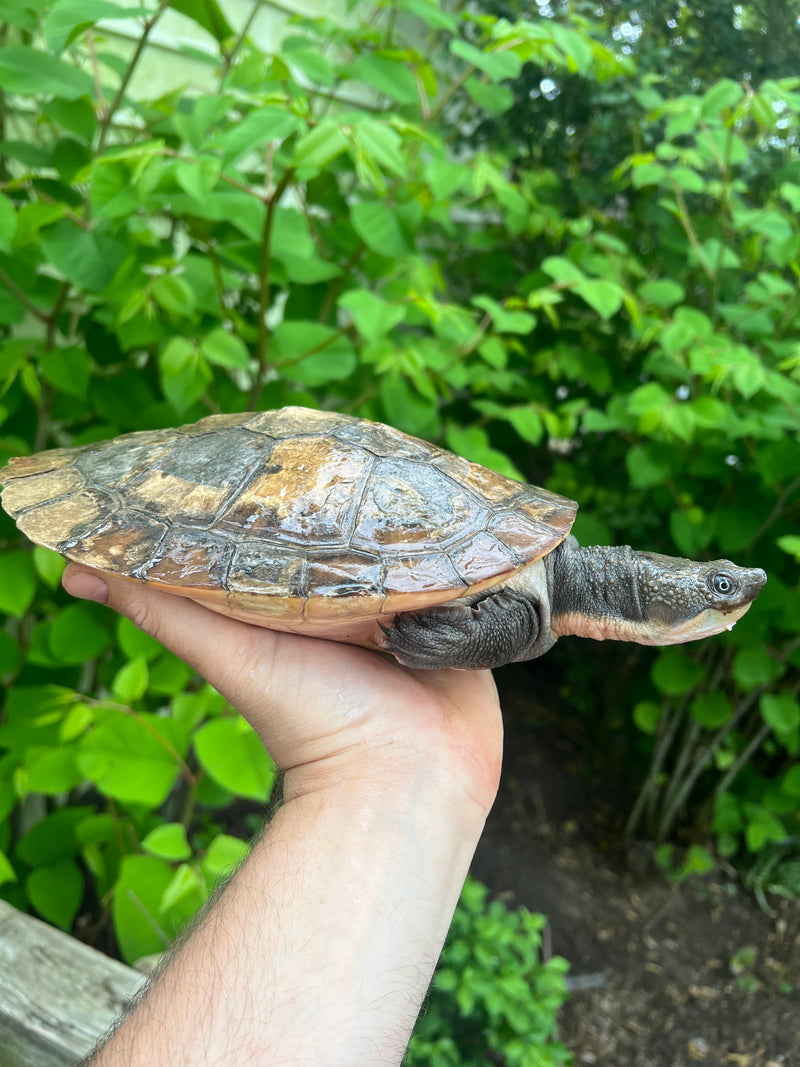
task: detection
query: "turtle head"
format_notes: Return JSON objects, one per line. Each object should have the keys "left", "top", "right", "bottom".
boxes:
{"left": 635, "top": 553, "right": 767, "bottom": 645}
{"left": 547, "top": 540, "right": 767, "bottom": 648}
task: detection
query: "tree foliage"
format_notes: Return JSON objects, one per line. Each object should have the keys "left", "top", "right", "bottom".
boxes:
{"left": 0, "top": 0, "right": 798, "bottom": 1049}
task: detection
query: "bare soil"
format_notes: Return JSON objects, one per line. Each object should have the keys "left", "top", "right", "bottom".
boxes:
{"left": 472, "top": 678, "right": 800, "bottom": 1067}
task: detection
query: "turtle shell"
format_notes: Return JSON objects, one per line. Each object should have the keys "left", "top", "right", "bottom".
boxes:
{"left": 0, "top": 408, "right": 577, "bottom": 646}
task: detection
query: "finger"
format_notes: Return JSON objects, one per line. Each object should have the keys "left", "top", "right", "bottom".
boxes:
{"left": 61, "top": 564, "right": 331, "bottom": 731}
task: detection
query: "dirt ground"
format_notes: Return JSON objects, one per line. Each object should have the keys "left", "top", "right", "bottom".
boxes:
{"left": 472, "top": 680, "right": 800, "bottom": 1067}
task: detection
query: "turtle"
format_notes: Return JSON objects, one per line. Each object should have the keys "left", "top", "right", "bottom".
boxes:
{"left": 0, "top": 407, "right": 766, "bottom": 671}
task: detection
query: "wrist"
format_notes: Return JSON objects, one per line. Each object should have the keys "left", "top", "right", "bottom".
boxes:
{"left": 281, "top": 722, "right": 501, "bottom": 827}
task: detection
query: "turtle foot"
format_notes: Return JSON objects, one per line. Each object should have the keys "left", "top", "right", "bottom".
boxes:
{"left": 384, "top": 589, "right": 540, "bottom": 671}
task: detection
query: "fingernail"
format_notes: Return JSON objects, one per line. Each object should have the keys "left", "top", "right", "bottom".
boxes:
{"left": 64, "top": 570, "right": 109, "bottom": 604}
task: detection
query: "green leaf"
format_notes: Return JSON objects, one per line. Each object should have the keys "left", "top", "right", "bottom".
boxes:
{"left": 541, "top": 256, "right": 585, "bottom": 285}
{"left": 574, "top": 279, "right": 624, "bottom": 320}
{"left": 201, "top": 833, "right": 250, "bottom": 887}
{"left": 744, "top": 806, "right": 786, "bottom": 852}
{"left": 194, "top": 717, "right": 276, "bottom": 802}
{"left": 395, "top": 0, "right": 457, "bottom": 30}
{"left": 142, "top": 823, "right": 192, "bottom": 861}
{"left": 339, "top": 289, "right": 406, "bottom": 344}
{"left": 449, "top": 39, "right": 522, "bottom": 82}
{"left": 631, "top": 161, "right": 666, "bottom": 188}
{"left": 281, "top": 37, "right": 336, "bottom": 86}
{"left": 49, "top": 604, "right": 111, "bottom": 664}
{"left": 292, "top": 122, "right": 349, "bottom": 170}
{"left": 505, "top": 405, "right": 543, "bottom": 445}
{"left": 713, "top": 792, "right": 742, "bottom": 835}
{"left": 40, "top": 219, "right": 126, "bottom": 291}
{"left": 168, "top": 0, "right": 233, "bottom": 42}
{"left": 0, "top": 631, "right": 22, "bottom": 677}
{"left": 42, "top": 96, "right": 97, "bottom": 142}
{"left": 472, "top": 295, "right": 535, "bottom": 334}
{"left": 25, "top": 746, "right": 81, "bottom": 794}
{"left": 781, "top": 765, "right": 800, "bottom": 798}
{"left": 112, "top": 854, "right": 174, "bottom": 963}
{"left": 689, "top": 692, "right": 733, "bottom": 729}
{"left": 733, "top": 647, "right": 783, "bottom": 690}
{"left": 209, "top": 106, "right": 302, "bottom": 162}
{"left": 148, "top": 652, "right": 194, "bottom": 696}
{"left": 27, "top": 860, "right": 83, "bottom": 930}
{"left": 45, "top": 0, "right": 146, "bottom": 53}
{"left": 777, "top": 535, "right": 800, "bottom": 559}
{"left": 38, "top": 346, "right": 92, "bottom": 398}
{"left": 159, "top": 337, "right": 212, "bottom": 413}
{"left": 151, "top": 274, "right": 197, "bottom": 319}
{"left": 78, "top": 714, "right": 179, "bottom": 807}
{"left": 651, "top": 648, "right": 704, "bottom": 696}
{"left": 350, "top": 55, "right": 419, "bottom": 104}
{"left": 625, "top": 445, "right": 671, "bottom": 489}
{"left": 779, "top": 182, "right": 800, "bottom": 212}
{"left": 638, "top": 279, "right": 685, "bottom": 308}
{"left": 669, "top": 167, "right": 705, "bottom": 193}
{"left": 350, "top": 200, "right": 407, "bottom": 256}
{"left": 117, "top": 616, "right": 164, "bottom": 663}
{"left": 464, "top": 77, "right": 514, "bottom": 115}
{"left": 444, "top": 423, "right": 524, "bottom": 481}
{"left": 0, "top": 46, "right": 94, "bottom": 100}
{"left": 0, "top": 551, "right": 37, "bottom": 618}
{"left": 175, "top": 156, "right": 221, "bottom": 200}
{"left": 112, "top": 656, "right": 149, "bottom": 704}
{"left": 16, "top": 806, "right": 94, "bottom": 865}
{"left": 701, "top": 78, "right": 743, "bottom": 117}
{"left": 272, "top": 322, "right": 357, "bottom": 386}
{"left": 0, "top": 850, "right": 16, "bottom": 888}
{"left": 633, "top": 700, "right": 662, "bottom": 735}
{"left": 0, "top": 193, "right": 17, "bottom": 254}
{"left": 160, "top": 863, "right": 207, "bottom": 915}
{"left": 761, "top": 693, "right": 800, "bottom": 735}
{"left": 201, "top": 328, "right": 250, "bottom": 368}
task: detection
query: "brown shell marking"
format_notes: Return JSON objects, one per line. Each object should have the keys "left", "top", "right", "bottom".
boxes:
{"left": 0, "top": 407, "right": 578, "bottom": 640}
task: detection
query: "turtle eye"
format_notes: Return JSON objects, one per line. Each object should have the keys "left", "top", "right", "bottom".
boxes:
{"left": 711, "top": 573, "right": 736, "bottom": 596}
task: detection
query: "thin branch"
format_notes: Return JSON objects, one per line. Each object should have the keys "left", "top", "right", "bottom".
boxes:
{"left": 0, "top": 268, "right": 49, "bottom": 322}
{"left": 85, "top": 30, "right": 107, "bottom": 117}
{"left": 96, "top": 0, "right": 171, "bottom": 152}
{"left": 715, "top": 722, "right": 772, "bottom": 799}
{"left": 220, "top": 0, "right": 261, "bottom": 82}
{"left": 248, "top": 166, "right": 295, "bottom": 408}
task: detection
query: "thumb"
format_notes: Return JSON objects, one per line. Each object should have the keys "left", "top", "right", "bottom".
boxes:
{"left": 61, "top": 564, "right": 314, "bottom": 743}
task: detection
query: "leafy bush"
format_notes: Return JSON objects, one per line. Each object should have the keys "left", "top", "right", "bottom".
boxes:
{"left": 0, "top": 0, "right": 589, "bottom": 1055}
{"left": 407, "top": 878, "right": 571, "bottom": 1067}
{"left": 0, "top": 0, "right": 798, "bottom": 1023}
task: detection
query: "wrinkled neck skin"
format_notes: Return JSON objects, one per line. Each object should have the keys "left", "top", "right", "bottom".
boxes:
{"left": 542, "top": 536, "right": 765, "bottom": 649}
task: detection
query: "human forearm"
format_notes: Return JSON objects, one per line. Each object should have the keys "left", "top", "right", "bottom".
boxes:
{"left": 91, "top": 757, "right": 489, "bottom": 1067}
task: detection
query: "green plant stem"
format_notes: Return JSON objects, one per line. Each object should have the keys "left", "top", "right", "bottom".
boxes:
{"left": 220, "top": 0, "right": 260, "bottom": 81}
{"left": 625, "top": 700, "right": 682, "bottom": 838}
{"left": 672, "top": 182, "right": 715, "bottom": 282}
{"left": 715, "top": 721, "right": 772, "bottom": 799}
{"left": 248, "top": 166, "right": 295, "bottom": 408}
{"left": 0, "top": 269, "right": 48, "bottom": 323}
{"left": 429, "top": 64, "right": 474, "bottom": 121}
{"left": 96, "top": 0, "right": 171, "bottom": 152}
{"left": 655, "top": 716, "right": 702, "bottom": 842}
{"left": 656, "top": 689, "right": 761, "bottom": 843}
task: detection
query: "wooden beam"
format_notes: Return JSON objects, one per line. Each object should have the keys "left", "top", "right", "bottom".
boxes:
{"left": 0, "top": 901, "right": 145, "bottom": 1066}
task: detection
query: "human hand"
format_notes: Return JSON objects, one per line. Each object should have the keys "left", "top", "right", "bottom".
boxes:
{"left": 63, "top": 564, "right": 503, "bottom": 812}
{"left": 64, "top": 563, "right": 504, "bottom": 1066}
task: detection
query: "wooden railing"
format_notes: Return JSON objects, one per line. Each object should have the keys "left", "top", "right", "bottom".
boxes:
{"left": 0, "top": 901, "right": 145, "bottom": 1067}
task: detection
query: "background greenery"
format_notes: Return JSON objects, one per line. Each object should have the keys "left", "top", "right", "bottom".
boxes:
{"left": 0, "top": 0, "right": 798, "bottom": 1060}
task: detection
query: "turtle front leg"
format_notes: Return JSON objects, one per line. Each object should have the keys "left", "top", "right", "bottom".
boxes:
{"left": 383, "top": 589, "right": 540, "bottom": 670}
